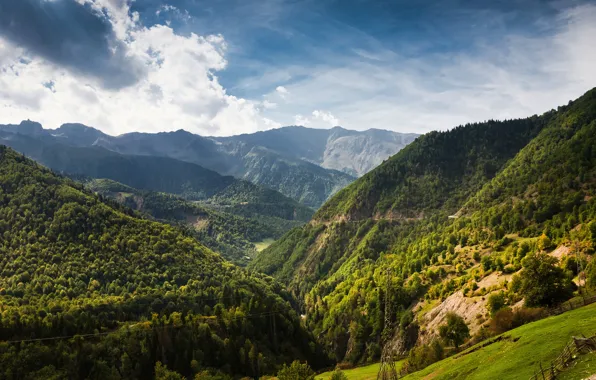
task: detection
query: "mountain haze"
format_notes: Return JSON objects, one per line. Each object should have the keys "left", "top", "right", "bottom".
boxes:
{"left": 0, "top": 122, "right": 417, "bottom": 207}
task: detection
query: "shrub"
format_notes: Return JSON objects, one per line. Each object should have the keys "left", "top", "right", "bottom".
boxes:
{"left": 277, "top": 361, "right": 315, "bottom": 380}
{"left": 489, "top": 307, "right": 546, "bottom": 334}
{"left": 400, "top": 340, "right": 444, "bottom": 375}
{"left": 519, "top": 253, "right": 574, "bottom": 307}
{"left": 439, "top": 312, "right": 470, "bottom": 350}
{"left": 329, "top": 370, "right": 348, "bottom": 380}
{"left": 487, "top": 292, "right": 506, "bottom": 316}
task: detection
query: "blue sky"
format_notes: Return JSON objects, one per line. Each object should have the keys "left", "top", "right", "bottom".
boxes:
{"left": 0, "top": 0, "right": 594, "bottom": 135}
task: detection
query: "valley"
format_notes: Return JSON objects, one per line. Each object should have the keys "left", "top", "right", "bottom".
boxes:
{"left": 1, "top": 0, "right": 595, "bottom": 378}
{"left": 1, "top": 88, "right": 596, "bottom": 379}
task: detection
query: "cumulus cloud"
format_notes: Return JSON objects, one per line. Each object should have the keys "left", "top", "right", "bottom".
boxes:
{"left": 0, "top": 0, "right": 144, "bottom": 89}
{"left": 275, "top": 86, "right": 289, "bottom": 99}
{"left": 292, "top": 110, "right": 339, "bottom": 128}
{"left": 294, "top": 114, "right": 310, "bottom": 126}
{"left": 312, "top": 110, "right": 339, "bottom": 126}
{"left": 0, "top": 0, "right": 280, "bottom": 136}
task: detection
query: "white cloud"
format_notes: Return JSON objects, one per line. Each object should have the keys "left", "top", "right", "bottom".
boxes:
{"left": 292, "top": 110, "right": 339, "bottom": 128}
{"left": 259, "top": 4, "right": 596, "bottom": 133}
{"left": 0, "top": 1, "right": 280, "bottom": 136}
{"left": 262, "top": 100, "right": 278, "bottom": 109}
{"left": 275, "top": 85, "right": 289, "bottom": 99}
{"left": 312, "top": 110, "right": 339, "bottom": 126}
{"left": 294, "top": 114, "right": 310, "bottom": 126}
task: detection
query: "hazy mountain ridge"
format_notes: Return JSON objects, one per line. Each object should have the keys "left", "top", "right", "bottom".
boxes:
{"left": 0, "top": 130, "right": 314, "bottom": 221}
{"left": 0, "top": 122, "right": 416, "bottom": 207}
{"left": 212, "top": 125, "right": 419, "bottom": 177}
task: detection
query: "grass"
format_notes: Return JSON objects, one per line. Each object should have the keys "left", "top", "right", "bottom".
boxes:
{"left": 400, "top": 302, "right": 596, "bottom": 380}
{"left": 254, "top": 238, "right": 276, "bottom": 252}
{"left": 559, "top": 352, "right": 596, "bottom": 380}
{"left": 315, "top": 361, "right": 403, "bottom": 380}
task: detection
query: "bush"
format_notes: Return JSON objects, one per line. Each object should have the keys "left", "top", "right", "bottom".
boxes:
{"left": 277, "top": 361, "right": 315, "bottom": 380}
{"left": 487, "top": 292, "right": 506, "bottom": 316}
{"left": 519, "top": 253, "right": 574, "bottom": 307}
{"left": 439, "top": 312, "right": 470, "bottom": 349}
{"left": 401, "top": 340, "right": 444, "bottom": 375}
{"left": 329, "top": 370, "right": 348, "bottom": 380}
{"left": 489, "top": 307, "right": 546, "bottom": 334}
{"left": 537, "top": 234, "right": 553, "bottom": 251}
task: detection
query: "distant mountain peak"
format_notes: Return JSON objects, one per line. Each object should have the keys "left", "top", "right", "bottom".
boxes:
{"left": 18, "top": 120, "right": 44, "bottom": 134}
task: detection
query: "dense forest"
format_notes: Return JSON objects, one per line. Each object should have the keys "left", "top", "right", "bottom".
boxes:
{"left": 86, "top": 179, "right": 305, "bottom": 265}
{"left": 0, "top": 132, "right": 314, "bottom": 219}
{"left": 0, "top": 146, "right": 329, "bottom": 379}
{"left": 251, "top": 88, "right": 596, "bottom": 366}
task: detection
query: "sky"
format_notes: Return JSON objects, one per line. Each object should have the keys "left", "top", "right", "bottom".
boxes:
{"left": 0, "top": 0, "right": 595, "bottom": 136}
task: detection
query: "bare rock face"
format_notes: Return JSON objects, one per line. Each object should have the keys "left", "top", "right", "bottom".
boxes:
{"left": 321, "top": 128, "right": 419, "bottom": 177}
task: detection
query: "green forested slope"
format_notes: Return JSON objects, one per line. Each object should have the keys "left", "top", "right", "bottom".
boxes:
{"left": 87, "top": 178, "right": 304, "bottom": 265}
{"left": 250, "top": 88, "right": 596, "bottom": 365}
{"left": 0, "top": 146, "right": 328, "bottom": 379}
{"left": 0, "top": 133, "right": 314, "bottom": 221}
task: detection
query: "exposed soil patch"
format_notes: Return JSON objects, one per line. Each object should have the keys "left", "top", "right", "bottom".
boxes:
{"left": 550, "top": 245, "right": 571, "bottom": 259}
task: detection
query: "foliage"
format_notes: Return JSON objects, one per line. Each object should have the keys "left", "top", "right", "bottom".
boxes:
{"left": 276, "top": 360, "right": 315, "bottom": 380}
{"left": 487, "top": 292, "right": 506, "bottom": 316}
{"left": 401, "top": 340, "right": 444, "bottom": 375}
{"left": 155, "top": 362, "right": 185, "bottom": 380}
{"left": 87, "top": 179, "right": 305, "bottom": 265}
{"left": 586, "top": 259, "right": 596, "bottom": 290}
{"left": 0, "top": 146, "right": 328, "bottom": 379}
{"left": 438, "top": 313, "right": 470, "bottom": 349}
{"left": 328, "top": 369, "right": 348, "bottom": 380}
{"left": 519, "top": 253, "right": 575, "bottom": 307}
{"left": 488, "top": 307, "right": 546, "bottom": 335}
{"left": 251, "top": 88, "right": 596, "bottom": 365}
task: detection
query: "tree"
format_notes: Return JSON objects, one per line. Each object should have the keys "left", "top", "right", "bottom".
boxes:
{"left": 487, "top": 292, "right": 506, "bottom": 316}
{"left": 329, "top": 369, "right": 348, "bottom": 380}
{"left": 589, "top": 221, "right": 596, "bottom": 242}
{"left": 277, "top": 361, "right": 315, "bottom": 380}
{"left": 586, "top": 260, "right": 596, "bottom": 291}
{"left": 155, "top": 362, "right": 185, "bottom": 380}
{"left": 519, "top": 253, "right": 574, "bottom": 307}
{"left": 537, "top": 234, "right": 553, "bottom": 251}
{"left": 438, "top": 312, "right": 470, "bottom": 350}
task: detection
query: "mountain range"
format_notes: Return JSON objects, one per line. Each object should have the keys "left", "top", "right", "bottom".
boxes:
{"left": 0, "top": 121, "right": 418, "bottom": 208}
{"left": 2, "top": 89, "right": 595, "bottom": 378}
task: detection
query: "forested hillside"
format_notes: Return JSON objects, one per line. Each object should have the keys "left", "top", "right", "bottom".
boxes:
{"left": 87, "top": 178, "right": 304, "bottom": 265}
{"left": 0, "top": 132, "right": 313, "bottom": 219}
{"left": 250, "top": 88, "right": 596, "bottom": 366}
{"left": 0, "top": 146, "right": 328, "bottom": 378}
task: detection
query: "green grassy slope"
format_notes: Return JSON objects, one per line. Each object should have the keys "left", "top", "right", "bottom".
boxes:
{"left": 402, "top": 302, "right": 596, "bottom": 380}
{"left": 315, "top": 361, "right": 404, "bottom": 380}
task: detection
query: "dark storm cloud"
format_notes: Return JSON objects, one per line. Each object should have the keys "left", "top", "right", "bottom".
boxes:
{"left": 0, "top": 0, "right": 145, "bottom": 89}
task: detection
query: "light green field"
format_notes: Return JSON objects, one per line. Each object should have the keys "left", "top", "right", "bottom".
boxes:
{"left": 316, "top": 361, "right": 403, "bottom": 380}
{"left": 401, "top": 302, "right": 596, "bottom": 380}
{"left": 254, "top": 238, "right": 276, "bottom": 252}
